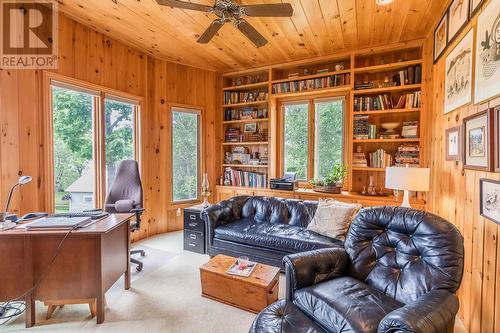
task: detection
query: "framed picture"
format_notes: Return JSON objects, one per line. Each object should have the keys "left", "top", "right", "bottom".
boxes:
{"left": 244, "top": 122, "right": 257, "bottom": 133}
{"left": 434, "top": 13, "right": 449, "bottom": 62}
{"left": 463, "top": 109, "right": 495, "bottom": 171}
{"left": 495, "top": 106, "right": 500, "bottom": 172}
{"left": 480, "top": 178, "right": 500, "bottom": 225}
{"left": 444, "top": 29, "right": 474, "bottom": 114}
{"left": 474, "top": 0, "right": 500, "bottom": 104}
{"left": 448, "top": 0, "right": 470, "bottom": 42}
{"left": 470, "top": 0, "right": 486, "bottom": 17}
{"left": 445, "top": 125, "right": 463, "bottom": 161}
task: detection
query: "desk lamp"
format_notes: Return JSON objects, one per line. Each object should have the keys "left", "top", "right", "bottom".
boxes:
{"left": 0, "top": 176, "right": 32, "bottom": 229}
{"left": 385, "top": 166, "right": 430, "bottom": 208}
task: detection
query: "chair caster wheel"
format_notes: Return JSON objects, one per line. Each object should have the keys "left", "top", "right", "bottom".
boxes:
{"left": 136, "top": 265, "right": 143, "bottom": 272}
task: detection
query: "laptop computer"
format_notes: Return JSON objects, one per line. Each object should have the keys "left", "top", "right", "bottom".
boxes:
{"left": 26, "top": 216, "right": 92, "bottom": 230}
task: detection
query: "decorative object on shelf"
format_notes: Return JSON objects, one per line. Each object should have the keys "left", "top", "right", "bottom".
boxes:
{"left": 495, "top": 105, "right": 500, "bottom": 172}
{"left": 385, "top": 165, "right": 430, "bottom": 208}
{"left": 244, "top": 122, "right": 257, "bottom": 133}
{"left": 310, "top": 164, "right": 347, "bottom": 194}
{"left": 480, "top": 178, "right": 500, "bottom": 224}
{"left": 334, "top": 63, "right": 344, "bottom": 71}
{"left": 463, "top": 109, "right": 495, "bottom": 171}
{"left": 380, "top": 122, "right": 400, "bottom": 139}
{"left": 448, "top": 0, "right": 470, "bottom": 42}
{"left": 470, "top": 0, "right": 486, "bottom": 17}
{"left": 445, "top": 124, "right": 464, "bottom": 161}
{"left": 434, "top": 13, "right": 449, "bottom": 62}
{"left": 201, "top": 173, "right": 211, "bottom": 207}
{"left": 444, "top": 29, "right": 473, "bottom": 114}
{"left": 474, "top": 0, "right": 500, "bottom": 103}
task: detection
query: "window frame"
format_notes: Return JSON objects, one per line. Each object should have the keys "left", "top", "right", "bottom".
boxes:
{"left": 169, "top": 104, "right": 203, "bottom": 205}
{"left": 44, "top": 72, "right": 142, "bottom": 213}
{"left": 278, "top": 95, "right": 347, "bottom": 184}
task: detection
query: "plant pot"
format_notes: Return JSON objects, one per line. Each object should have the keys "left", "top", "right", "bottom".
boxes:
{"left": 312, "top": 184, "right": 343, "bottom": 194}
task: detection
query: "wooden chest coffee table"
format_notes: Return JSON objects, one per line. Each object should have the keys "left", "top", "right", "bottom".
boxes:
{"left": 200, "top": 255, "right": 280, "bottom": 313}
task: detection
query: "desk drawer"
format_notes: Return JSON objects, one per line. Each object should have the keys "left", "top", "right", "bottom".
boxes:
{"left": 183, "top": 231, "right": 205, "bottom": 254}
{"left": 184, "top": 210, "right": 204, "bottom": 233}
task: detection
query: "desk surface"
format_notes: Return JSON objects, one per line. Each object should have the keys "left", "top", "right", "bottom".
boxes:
{"left": 0, "top": 213, "right": 134, "bottom": 236}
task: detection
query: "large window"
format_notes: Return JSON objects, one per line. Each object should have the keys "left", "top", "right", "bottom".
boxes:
{"left": 50, "top": 79, "right": 140, "bottom": 213}
{"left": 171, "top": 108, "right": 200, "bottom": 202}
{"left": 282, "top": 97, "right": 344, "bottom": 181}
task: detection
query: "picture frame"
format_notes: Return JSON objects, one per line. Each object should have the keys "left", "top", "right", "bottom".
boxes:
{"left": 474, "top": 0, "right": 500, "bottom": 104}
{"left": 463, "top": 109, "right": 495, "bottom": 171}
{"left": 480, "top": 178, "right": 500, "bottom": 225}
{"left": 470, "top": 0, "right": 486, "bottom": 17}
{"left": 444, "top": 29, "right": 474, "bottom": 114}
{"left": 243, "top": 122, "right": 257, "bottom": 133}
{"left": 448, "top": 0, "right": 470, "bottom": 43}
{"left": 434, "top": 13, "right": 449, "bottom": 62}
{"left": 495, "top": 105, "right": 500, "bottom": 172}
{"left": 445, "top": 124, "right": 463, "bottom": 161}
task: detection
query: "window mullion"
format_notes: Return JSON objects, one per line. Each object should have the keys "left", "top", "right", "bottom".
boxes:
{"left": 308, "top": 99, "right": 315, "bottom": 182}
{"left": 95, "top": 93, "right": 106, "bottom": 209}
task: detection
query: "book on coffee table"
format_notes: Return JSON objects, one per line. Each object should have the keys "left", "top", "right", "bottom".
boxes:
{"left": 226, "top": 259, "right": 256, "bottom": 277}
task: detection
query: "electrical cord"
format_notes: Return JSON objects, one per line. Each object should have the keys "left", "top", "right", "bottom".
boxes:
{"left": 0, "top": 225, "right": 79, "bottom": 325}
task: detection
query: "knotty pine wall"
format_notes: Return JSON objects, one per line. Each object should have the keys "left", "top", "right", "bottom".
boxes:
{"left": 0, "top": 13, "right": 220, "bottom": 241}
{"left": 424, "top": 2, "right": 500, "bottom": 331}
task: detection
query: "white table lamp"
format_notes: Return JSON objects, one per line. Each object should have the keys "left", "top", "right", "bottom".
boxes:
{"left": 385, "top": 166, "right": 430, "bottom": 208}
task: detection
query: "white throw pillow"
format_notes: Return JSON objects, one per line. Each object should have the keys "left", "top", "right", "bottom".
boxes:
{"left": 307, "top": 199, "right": 361, "bottom": 240}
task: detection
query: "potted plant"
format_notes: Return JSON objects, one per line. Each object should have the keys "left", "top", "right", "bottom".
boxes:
{"left": 310, "top": 164, "right": 348, "bottom": 194}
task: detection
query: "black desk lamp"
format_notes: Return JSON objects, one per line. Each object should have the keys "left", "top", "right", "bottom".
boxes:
{"left": 0, "top": 176, "right": 32, "bottom": 228}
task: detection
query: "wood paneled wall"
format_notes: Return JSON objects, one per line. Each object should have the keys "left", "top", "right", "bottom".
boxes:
{"left": 425, "top": 2, "right": 500, "bottom": 331}
{"left": 0, "top": 13, "right": 219, "bottom": 241}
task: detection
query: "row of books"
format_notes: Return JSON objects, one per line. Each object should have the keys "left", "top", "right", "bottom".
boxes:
{"left": 394, "top": 92, "right": 421, "bottom": 109}
{"left": 354, "top": 91, "right": 422, "bottom": 112}
{"left": 402, "top": 121, "right": 418, "bottom": 138}
{"left": 224, "top": 91, "right": 268, "bottom": 105}
{"left": 271, "top": 74, "right": 350, "bottom": 94}
{"left": 224, "top": 168, "right": 267, "bottom": 188}
{"left": 225, "top": 128, "right": 241, "bottom": 142}
{"left": 353, "top": 114, "right": 369, "bottom": 140}
{"left": 369, "top": 149, "right": 393, "bottom": 168}
{"left": 393, "top": 65, "right": 422, "bottom": 86}
{"left": 395, "top": 144, "right": 420, "bottom": 166}
{"left": 224, "top": 108, "right": 268, "bottom": 121}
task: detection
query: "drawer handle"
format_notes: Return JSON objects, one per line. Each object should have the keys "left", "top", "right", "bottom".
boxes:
{"left": 189, "top": 243, "right": 197, "bottom": 247}
{"left": 189, "top": 234, "right": 197, "bottom": 240}
{"left": 190, "top": 215, "right": 196, "bottom": 220}
{"left": 188, "top": 222, "right": 198, "bottom": 227}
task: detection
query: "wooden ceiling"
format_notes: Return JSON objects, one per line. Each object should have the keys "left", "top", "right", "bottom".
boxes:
{"left": 57, "top": 0, "right": 447, "bottom": 72}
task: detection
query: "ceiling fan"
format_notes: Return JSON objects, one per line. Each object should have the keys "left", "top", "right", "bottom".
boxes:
{"left": 156, "top": 0, "right": 294, "bottom": 47}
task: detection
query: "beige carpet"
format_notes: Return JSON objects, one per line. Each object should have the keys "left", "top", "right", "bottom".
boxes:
{"left": 3, "top": 231, "right": 467, "bottom": 333}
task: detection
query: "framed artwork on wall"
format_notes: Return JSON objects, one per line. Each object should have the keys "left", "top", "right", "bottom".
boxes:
{"left": 434, "top": 13, "right": 449, "bottom": 62}
{"left": 444, "top": 29, "right": 474, "bottom": 114}
{"left": 480, "top": 178, "right": 500, "bottom": 225}
{"left": 474, "top": 0, "right": 500, "bottom": 104}
{"left": 445, "top": 125, "right": 463, "bottom": 161}
{"left": 470, "top": 0, "right": 486, "bottom": 17}
{"left": 495, "top": 105, "right": 500, "bottom": 172}
{"left": 448, "top": 0, "right": 470, "bottom": 42}
{"left": 463, "top": 109, "right": 495, "bottom": 171}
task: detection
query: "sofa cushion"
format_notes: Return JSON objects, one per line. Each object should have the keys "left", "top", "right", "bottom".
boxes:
{"left": 307, "top": 199, "right": 361, "bottom": 240}
{"left": 293, "top": 276, "right": 403, "bottom": 333}
{"left": 214, "top": 220, "right": 343, "bottom": 253}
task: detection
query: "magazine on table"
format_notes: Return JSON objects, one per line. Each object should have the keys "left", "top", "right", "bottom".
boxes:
{"left": 226, "top": 258, "right": 256, "bottom": 277}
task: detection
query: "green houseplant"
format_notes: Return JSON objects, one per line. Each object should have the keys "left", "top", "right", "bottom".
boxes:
{"left": 310, "top": 164, "right": 348, "bottom": 194}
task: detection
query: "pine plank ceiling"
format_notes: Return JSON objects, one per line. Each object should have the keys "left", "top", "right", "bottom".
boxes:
{"left": 57, "top": 0, "right": 447, "bottom": 72}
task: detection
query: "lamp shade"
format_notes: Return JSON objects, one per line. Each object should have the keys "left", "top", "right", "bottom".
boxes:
{"left": 385, "top": 167, "right": 430, "bottom": 192}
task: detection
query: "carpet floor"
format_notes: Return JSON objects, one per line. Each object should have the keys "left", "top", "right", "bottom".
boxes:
{"left": 3, "top": 231, "right": 466, "bottom": 333}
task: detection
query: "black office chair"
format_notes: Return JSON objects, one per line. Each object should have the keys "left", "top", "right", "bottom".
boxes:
{"left": 104, "top": 160, "right": 145, "bottom": 272}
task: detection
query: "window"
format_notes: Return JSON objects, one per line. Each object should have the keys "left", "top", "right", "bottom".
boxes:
{"left": 282, "top": 97, "right": 345, "bottom": 181}
{"left": 171, "top": 108, "right": 200, "bottom": 202}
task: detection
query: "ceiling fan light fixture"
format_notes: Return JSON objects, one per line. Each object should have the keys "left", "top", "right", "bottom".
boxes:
{"left": 376, "top": 0, "right": 394, "bottom": 5}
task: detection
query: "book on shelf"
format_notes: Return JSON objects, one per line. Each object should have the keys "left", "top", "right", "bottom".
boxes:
{"left": 353, "top": 153, "right": 368, "bottom": 167}
{"left": 224, "top": 127, "right": 241, "bottom": 142}
{"left": 369, "top": 149, "right": 393, "bottom": 168}
{"left": 392, "top": 64, "right": 422, "bottom": 86}
{"left": 401, "top": 121, "right": 419, "bottom": 138}
{"left": 224, "top": 107, "right": 268, "bottom": 121}
{"left": 224, "top": 91, "right": 268, "bottom": 105}
{"left": 394, "top": 92, "right": 421, "bottom": 109}
{"left": 353, "top": 114, "right": 369, "bottom": 140}
{"left": 354, "top": 92, "right": 421, "bottom": 112}
{"left": 395, "top": 144, "right": 420, "bottom": 166}
{"left": 272, "top": 73, "right": 350, "bottom": 94}
{"left": 224, "top": 168, "right": 267, "bottom": 188}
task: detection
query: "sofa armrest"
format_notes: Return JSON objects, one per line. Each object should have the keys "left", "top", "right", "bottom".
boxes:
{"left": 283, "top": 247, "right": 348, "bottom": 300}
{"left": 378, "top": 290, "right": 459, "bottom": 333}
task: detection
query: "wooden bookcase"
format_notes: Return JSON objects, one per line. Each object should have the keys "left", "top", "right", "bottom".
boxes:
{"left": 218, "top": 41, "right": 427, "bottom": 205}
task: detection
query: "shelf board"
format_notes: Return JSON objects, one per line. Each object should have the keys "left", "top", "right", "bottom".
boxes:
{"left": 352, "top": 138, "right": 421, "bottom": 143}
{"left": 271, "top": 69, "right": 351, "bottom": 84}
{"left": 353, "top": 108, "right": 420, "bottom": 115}
{"left": 353, "top": 84, "right": 421, "bottom": 95}
{"left": 272, "top": 85, "right": 350, "bottom": 98}
{"left": 222, "top": 141, "right": 269, "bottom": 146}
{"left": 223, "top": 100, "right": 268, "bottom": 108}
{"left": 223, "top": 81, "right": 269, "bottom": 91}
{"left": 223, "top": 118, "right": 269, "bottom": 125}
{"left": 354, "top": 59, "right": 423, "bottom": 74}
{"left": 222, "top": 164, "right": 269, "bottom": 168}
{"left": 352, "top": 167, "right": 386, "bottom": 172}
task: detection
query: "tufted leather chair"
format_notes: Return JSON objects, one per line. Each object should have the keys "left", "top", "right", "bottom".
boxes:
{"left": 270, "top": 206, "right": 464, "bottom": 333}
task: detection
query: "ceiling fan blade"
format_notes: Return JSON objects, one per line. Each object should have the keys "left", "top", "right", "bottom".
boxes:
{"left": 235, "top": 19, "right": 268, "bottom": 48}
{"left": 242, "top": 3, "right": 293, "bottom": 17}
{"left": 197, "top": 20, "right": 224, "bottom": 44}
{"left": 156, "top": 0, "right": 212, "bottom": 12}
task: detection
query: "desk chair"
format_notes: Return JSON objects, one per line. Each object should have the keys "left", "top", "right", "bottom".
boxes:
{"left": 104, "top": 160, "right": 145, "bottom": 272}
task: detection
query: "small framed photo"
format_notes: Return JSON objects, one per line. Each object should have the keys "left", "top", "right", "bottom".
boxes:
{"left": 470, "top": 0, "right": 486, "bottom": 17}
{"left": 463, "top": 109, "right": 495, "bottom": 171}
{"left": 448, "top": 0, "right": 470, "bottom": 42}
{"left": 480, "top": 178, "right": 500, "bottom": 225}
{"left": 434, "top": 13, "right": 448, "bottom": 62}
{"left": 244, "top": 122, "right": 257, "bottom": 133}
{"left": 495, "top": 106, "right": 500, "bottom": 172}
{"left": 445, "top": 125, "right": 463, "bottom": 161}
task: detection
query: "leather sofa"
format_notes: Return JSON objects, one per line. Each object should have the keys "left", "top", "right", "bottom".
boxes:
{"left": 250, "top": 206, "right": 465, "bottom": 333}
{"left": 201, "top": 196, "right": 344, "bottom": 268}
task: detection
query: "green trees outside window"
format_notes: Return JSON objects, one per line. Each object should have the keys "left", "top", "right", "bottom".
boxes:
{"left": 283, "top": 103, "right": 309, "bottom": 180}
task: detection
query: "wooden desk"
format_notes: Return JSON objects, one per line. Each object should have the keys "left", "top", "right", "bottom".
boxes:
{"left": 0, "top": 213, "right": 133, "bottom": 327}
